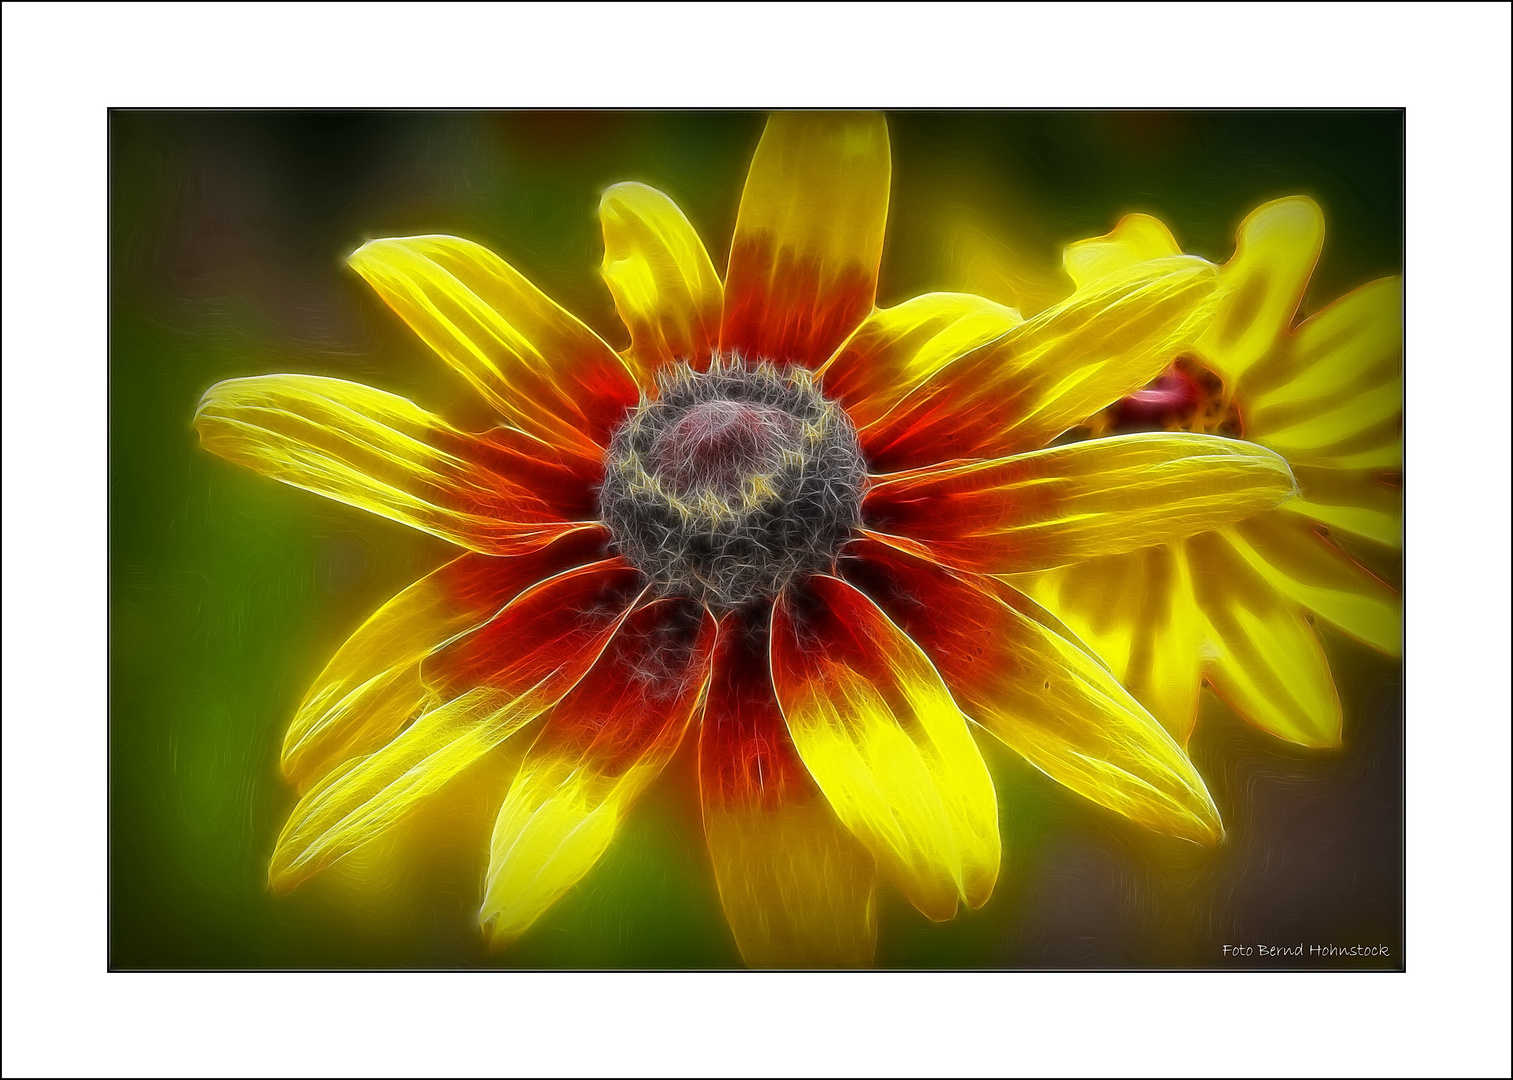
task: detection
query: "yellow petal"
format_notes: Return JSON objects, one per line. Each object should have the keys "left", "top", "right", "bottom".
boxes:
{"left": 1019, "top": 544, "right": 1207, "bottom": 745}
{"left": 1229, "top": 512, "right": 1401, "bottom": 656}
{"left": 1288, "top": 496, "right": 1400, "bottom": 549}
{"left": 269, "top": 560, "right": 642, "bottom": 892}
{"left": 864, "top": 432, "right": 1297, "bottom": 574}
{"left": 1246, "top": 276, "right": 1403, "bottom": 471}
{"left": 818, "top": 293, "right": 1023, "bottom": 430}
{"left": 771, "top": 576, "right": 999, "bottom": 920}
{"left": 1200, "top": 196, "right": 1324, "bottom": 381}
{"left": 480, "top": 599, "right": 717, "bottom": 944}
{"left": 1063, "top": 213, "right": 1183, "bottom": 290}
{"left": 1188, "top": 531, "right": 1342, "bottom": 747}
{"left": 700, "top": 616, "right": 877, "bottom": 968}
{"left": 270, "top": 686, "right": 538, "bottom": 893}
{"left": 1287, "top": 464, "right": 1402, "bottom": 549}
{"left": 722, "top": 111, "right": 890, "bottom": 367}
{"left": 705, "top": 800, "right": 877, "bottom": 968}
{"left": 195, "top": 374, "right": 593, "bottom": 554}
{"left": 1256, "top": 383, "right": 1401, "bottom": 469}
{"left": 860, "top": 257, "right": 1220, "bottom": 470}
{"left": 847, "top": 539, "right": 1221, "bottom": 843}
{"left": 599, "top": 182, "right": 723, "bottom": 378}
{"left": 348, "top": 235, "right": 639, "bottom": 457}
{"left": 283, "top": 533, "right": 610, "bottom": 790}
{"left": 1247, "top": 276, "right": 1402, "bottom": 409}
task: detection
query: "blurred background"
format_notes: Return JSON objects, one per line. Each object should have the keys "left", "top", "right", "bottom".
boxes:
{"left": 110, "top": 110, "right": 1403, "bottom": 969}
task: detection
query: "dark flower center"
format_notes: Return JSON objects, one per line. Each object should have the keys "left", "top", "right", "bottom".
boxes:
{"left": 599, "top": 357, "right": 865, "bottom": 612}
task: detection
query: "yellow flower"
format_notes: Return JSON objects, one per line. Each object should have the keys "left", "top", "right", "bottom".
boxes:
{"left": 194, "top": 113, "right": 1297, "bottom": 966}
{"left": 1009, "top": 198, "right": 1402, "bottom": 746}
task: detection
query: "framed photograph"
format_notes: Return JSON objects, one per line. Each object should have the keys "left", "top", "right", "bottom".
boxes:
{"left": 7, "top": 6, "right": 1511, "bottom": 1076}
{"left": 109, "top": 109, "right": 1404, "bottom": 972}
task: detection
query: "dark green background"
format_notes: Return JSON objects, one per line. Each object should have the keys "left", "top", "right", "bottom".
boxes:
{"left": 110, "top": 110, "right": 1403, "bottom": 969}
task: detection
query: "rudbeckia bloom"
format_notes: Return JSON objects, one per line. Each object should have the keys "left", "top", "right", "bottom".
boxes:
{"left": 195, "top": 112, "right": 1299, "bottom": 966}
{"left": 1009, "top": 198, "right": 1402, "bottom": 746}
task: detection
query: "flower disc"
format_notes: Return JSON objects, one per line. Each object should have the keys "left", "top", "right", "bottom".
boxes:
{"left": 599, "top": 357, "right": 865, "bottom": 611}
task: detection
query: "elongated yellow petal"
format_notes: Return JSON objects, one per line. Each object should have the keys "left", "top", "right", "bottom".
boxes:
{"left": 818, "top": 293, "right": 1023, "bottom": 430}
{"left": 847, "top": 540, "right": 1221, "bottom": 842}
{"left": 1258, "top": 383, "right": 1400, "bottom": 467}
{"left": 700, "top": 616, "right": 877, "bottom": 968}
{"left": 1201, "top": 196, "right": 1324, "bottom": 382}
{"left": 859, "top": 258, "right": 1220, "bottom": 470}
{"left": 599, "top": 182, "right": 723, "bottom": 379}
{"left": 271, "top": 685, "right": 540, "bottom": 893}
{"left": 1018, "top": 544, "right": 1208, "bottom": 745}
{"left": 722, "top": 111, "right": 890, "bottom": 367}
{"left": 269, "top": 560, "right": 643, "bottom": 892}
{"left": 1246, "top": 276, "right": 1402, "bottom": 412}
{"left": 864, "top": 432, "right": 1297, "bottom": 574}
{"left": 480, "top": 599, "right": 717, "bottom": 944}
{"left": 283, "top": 533, "right": 610, "bottom": 790}
{"left": 1246, "top": 277, "right": 1403, "bottom": 470}
{"left": 195, "top": 374, "right": 594, "bottom": 555}
{"left": 1278, "top": 441, "right": 1399, "bottom": 473}
{"left": 1188, "top": 531, "right": 1342, "bottom": 747}
{"left": 1288, "top": 464, "right": 1402, "bottom": 549}
{"left": 1229, "top": 512, "right": 1401, "bottom": 656}
{"left": 1289, "top": 496, "right": 1400, "bottom": 548}
{"left": 1063, "top": 213, "right": 1182, "bottom": 290}
{"left": 771, "top": 576, "right": 999, "bottom": 921}
{"left": 349, "top": 235, "right": 639, "bottom": 457}
{"left": 706, "top": 800, "right": 876, "bottom": 969}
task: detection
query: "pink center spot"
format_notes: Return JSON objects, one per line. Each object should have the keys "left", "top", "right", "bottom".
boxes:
{"left": 1114, "top": 366, "right": 1205, "bottom": 428}
{"left": 1104, "top": 358, "right": 1243, "bottom": 437}
{"left": 649, "top": 398, "right": 799, "bottom": 496}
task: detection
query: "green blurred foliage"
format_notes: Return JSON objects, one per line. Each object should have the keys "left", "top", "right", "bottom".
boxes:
{"left": 110, "top": 111, "right": 1401, "bottom": 969}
